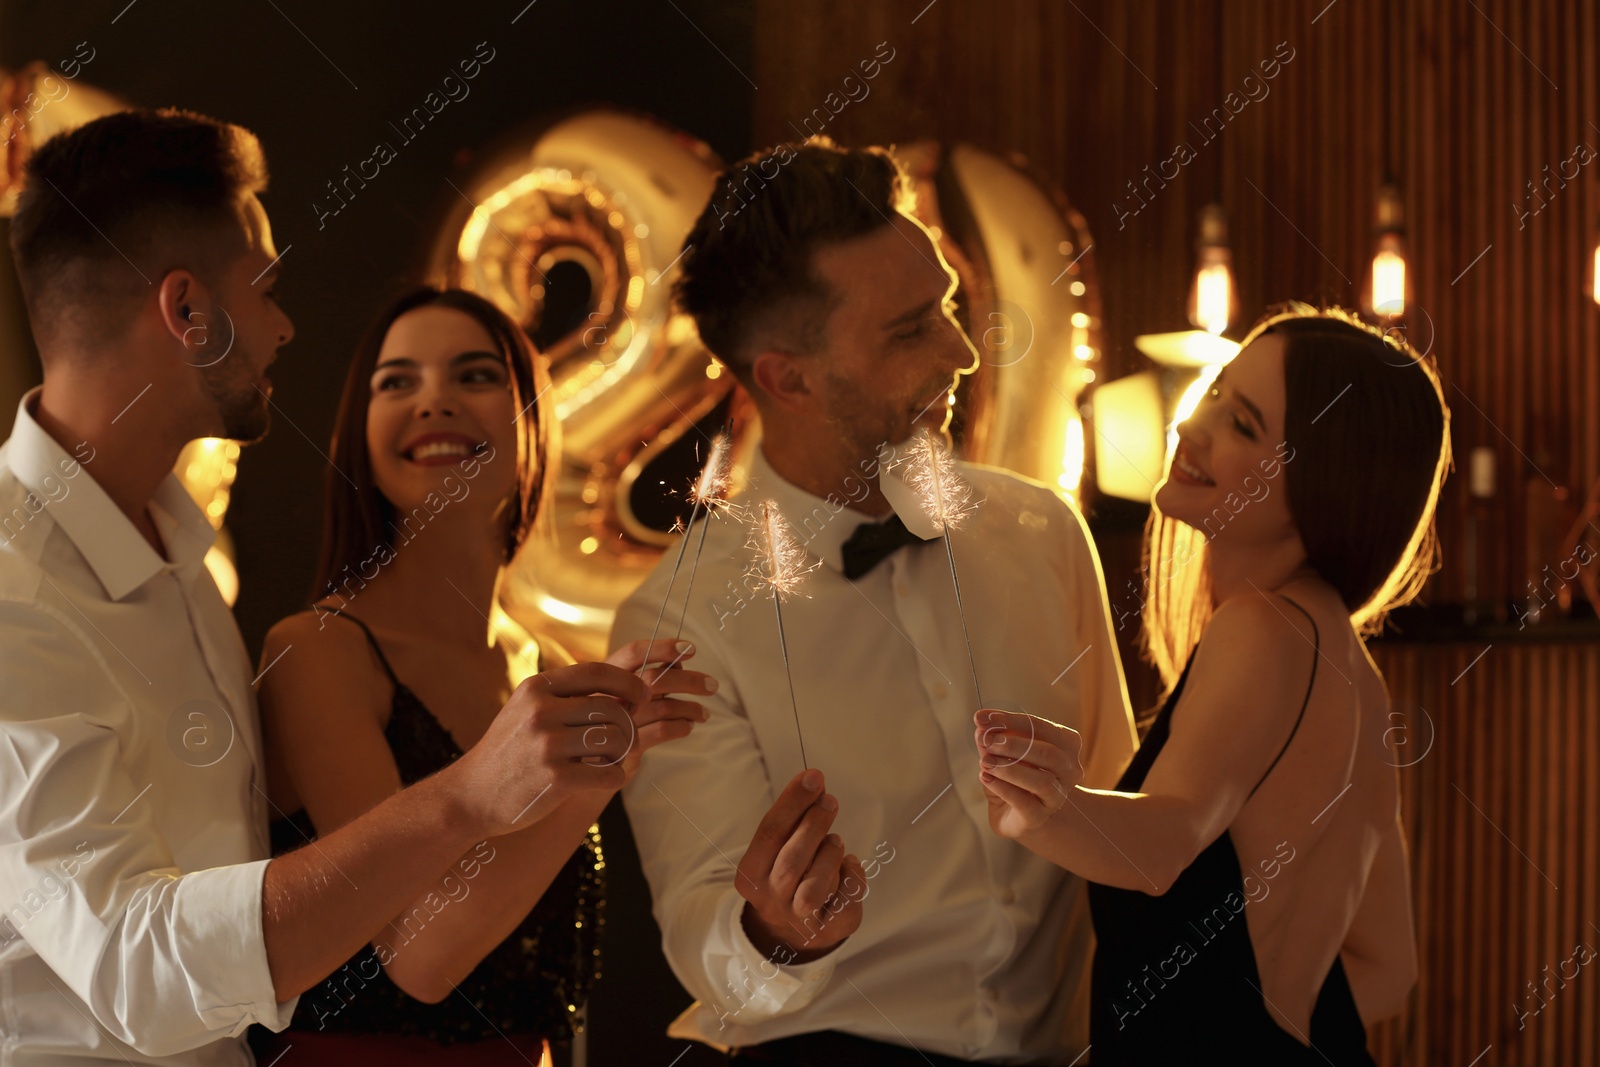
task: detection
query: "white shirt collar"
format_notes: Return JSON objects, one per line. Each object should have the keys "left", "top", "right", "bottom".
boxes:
{"left": 741, "top": 445, "right": 913, "bottom": 575}
{"left": 6, "top": 386, "right": 216, "bottom": 600}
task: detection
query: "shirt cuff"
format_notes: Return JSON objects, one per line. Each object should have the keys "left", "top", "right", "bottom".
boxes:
{"left": 174, "top": 859, "right": 299, "bottom": 1034}
{"left": 702, "top": 887, "right": 836, "bottom": 1023}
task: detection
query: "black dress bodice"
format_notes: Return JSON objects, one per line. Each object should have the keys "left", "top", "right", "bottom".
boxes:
{"left": 269, "top": 612, "right": 600, "bottom": 1047}
{"left": 1085, "top": 598, "right": 1376, "bottom": 1065}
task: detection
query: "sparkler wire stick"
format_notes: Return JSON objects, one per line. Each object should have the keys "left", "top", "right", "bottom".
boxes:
{"left": 902, "top": 427, "right": 985, "bottom": 708}
{"left": 750, "top": 499, "right": 818, "bottom": 768}
{"left": 772, "top": 586, "right": 805, "bottom": 769}
{"left": 672, "top": 424, "right": 734, "bottom": 641}
{"left": 674, "top": 510, "right": 717, "bottom": 641}
{"left": 641, "top": 429, "right": 734, "bottom": 677}
{"left": 641, "top": 503, "right": 699, "bottom": 673}
{"left": 941, "top": 525, "right": 984, "bottom": 710}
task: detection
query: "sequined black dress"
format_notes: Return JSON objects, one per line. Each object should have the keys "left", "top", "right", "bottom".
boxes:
{"left": 268, "top": 612, "right": 601, "bottom": 1052}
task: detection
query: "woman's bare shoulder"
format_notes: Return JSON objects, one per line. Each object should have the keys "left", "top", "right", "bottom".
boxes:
{"left": 260, "top": 607, "right": 391, "bottom": 727}
{"left": 268, "top": 604, "right": 358, "bottom": 643}
{"left": 1192, "top": 592, "right": 1319, "bottom": 696}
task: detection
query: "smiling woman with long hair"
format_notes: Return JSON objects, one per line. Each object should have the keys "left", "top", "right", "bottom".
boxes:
{"left": 976, "top": 305, "right": 1450, "bottom": 1064}
{"left": 254, "top": 286, "right": 710, "bottom": 1067}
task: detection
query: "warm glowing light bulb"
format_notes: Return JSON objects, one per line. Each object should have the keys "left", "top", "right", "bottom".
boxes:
{"left": 1194, "top": 262, "right": 1234, "bottom": 335}
{"left": 1370, "top": 239, "right": 1407, "bottom": 318}
{"left": 1363, "top": 185, "right": 1409, "bottom": 320}
{"left": 1187, "top": 204, "right": 1236, "bottom": 337}
{"left": 1591, "top": 239, "right": 1600, "bottom": 306}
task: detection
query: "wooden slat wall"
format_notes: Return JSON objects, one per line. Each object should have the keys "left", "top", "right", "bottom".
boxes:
{"left": 752, "top": 0, "right": 1599, "bottom": 609}
{"left": 1366, "top": 640, "right": 1600, "bottom": 1065}
{"left": 752, "top": 2, "right": 1599, "bottom": 1064}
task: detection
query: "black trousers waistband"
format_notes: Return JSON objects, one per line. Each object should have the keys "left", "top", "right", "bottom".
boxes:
{"left": 729, "top": 1029, "right": 983, "bottom": 1066}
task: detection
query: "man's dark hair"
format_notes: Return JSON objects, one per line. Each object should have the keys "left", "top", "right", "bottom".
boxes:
{"left": 673, "top": 137, "right": 909, "bottom": 383}
{"left": 8, "top": 108, "right": 267, "bottom": 349}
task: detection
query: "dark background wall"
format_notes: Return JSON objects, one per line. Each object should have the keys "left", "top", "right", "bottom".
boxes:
{"left": 1, "top": 1, "right": 751, "bottom": 1062}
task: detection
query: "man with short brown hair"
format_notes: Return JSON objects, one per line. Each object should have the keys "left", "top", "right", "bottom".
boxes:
{"left": 617, "top": 139, "right": 1137, "bottom": 1065}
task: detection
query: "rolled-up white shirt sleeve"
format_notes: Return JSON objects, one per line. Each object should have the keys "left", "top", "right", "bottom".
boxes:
{"left": 0, "top": 603, "right": 295, "bottom": 1058}
{"left": 614, "top": 580, "right": 837, "bottom": 1027}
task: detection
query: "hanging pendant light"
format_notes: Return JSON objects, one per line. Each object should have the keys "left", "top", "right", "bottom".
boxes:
{"left": 1363, "top": 183, "right": 1409, "bottom": 321}
{"left": 1187, "top": 203, "right": 1238, "bottom": 336}
{"left": 1588, "top": 211, "right": 1600, "bottom": 306}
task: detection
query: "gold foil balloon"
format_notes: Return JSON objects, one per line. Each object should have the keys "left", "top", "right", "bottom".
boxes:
{"left": 433, "top": 124, "right": 1103, "bottom": 657}
{"left": 176, "top": 436, "right": 243, "bottom": 602}
{"left": 429, "top": 109, "right": 754, "bottom": 661}
{"left": 1, "top": 60, "right": 128, "bottom": 425}
{"left": 0, "top": 59, "right": 127, "bottom": 214}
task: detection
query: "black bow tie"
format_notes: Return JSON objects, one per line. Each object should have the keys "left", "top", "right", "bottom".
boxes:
{"left": 841, "top": 513, "right": 932, "bottom": 580}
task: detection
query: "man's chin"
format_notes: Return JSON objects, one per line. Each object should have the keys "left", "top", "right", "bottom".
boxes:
{"left": 219, "top": 403, "right": 271, "bottom": 444}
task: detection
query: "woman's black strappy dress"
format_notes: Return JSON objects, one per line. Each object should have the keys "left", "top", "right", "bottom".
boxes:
{"left": 267, "top": 612, "right": 600, "bottom": 1059}
{"left": 1085, "top": 597, "right": 1377, "bottom": 1065}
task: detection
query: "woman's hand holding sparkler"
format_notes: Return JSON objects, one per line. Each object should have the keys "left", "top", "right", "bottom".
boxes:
{"left": 736, "top": 769, "right": 868, "bottom": 963}
{"left": 444, "top": 663, "right": 649, "bottom": 838}
{"left": 603, "top": 637, "right": 716, "bottom": 784}
{"left": 975, "top": 709, "right": 1085, "bottom": 840}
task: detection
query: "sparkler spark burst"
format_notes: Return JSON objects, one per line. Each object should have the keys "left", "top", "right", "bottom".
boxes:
{"left": 688, "top": 431, "right": 734, "bottom": 510}
{"left": 644, "top": 427, "right": 736, "bottom": 659}
{"left": 897, "top": 427, "right": 977, "bottom": 533}
{"left": 747, "top": 499, "right": 819, "bottom": 601}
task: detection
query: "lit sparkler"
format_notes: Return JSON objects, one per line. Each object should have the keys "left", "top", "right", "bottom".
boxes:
{"left": 896, "top": 427, "right": 984, "bottom": 707}
{"left": 643, "top": 427, "right": 736, "bottom": 678}
{"left": 748, "top": 498, "right": 820, "bottom": 767}
{"left": 672, "top": 428, "right": 735, "bottom": 640}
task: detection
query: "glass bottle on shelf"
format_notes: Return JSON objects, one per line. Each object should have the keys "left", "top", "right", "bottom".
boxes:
{"left": 1464, "top": 446, "right": 1495, "bottom": 625}
{"left": 1516, "top": 421, "right": 1574, "bottom": 628}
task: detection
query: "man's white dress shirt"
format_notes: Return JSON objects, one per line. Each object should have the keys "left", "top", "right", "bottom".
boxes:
{"left": 615, "top": 445, "right": 1136, "bottom": 1063}
{"left": 0, "top": 389, "right": 295, "bottom": 1065}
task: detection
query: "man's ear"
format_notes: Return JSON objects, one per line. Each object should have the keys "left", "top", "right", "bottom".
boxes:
{"left": 155, "top": 270, "right": 201, "bottom": 347}
{"left": 750, "top": 349, "right": 813, "bottom": 412}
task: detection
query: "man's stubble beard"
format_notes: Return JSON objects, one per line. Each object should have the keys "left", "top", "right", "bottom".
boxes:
{"left": 201, "top": 358, "right": 270, "bottom": 443}
{"left": 821, "top": 370, "right": 904, "bottom": 476}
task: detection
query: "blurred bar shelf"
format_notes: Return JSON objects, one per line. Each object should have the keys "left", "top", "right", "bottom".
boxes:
{"left": 1372, "top": 604, "right": 1600, "bottom": 645}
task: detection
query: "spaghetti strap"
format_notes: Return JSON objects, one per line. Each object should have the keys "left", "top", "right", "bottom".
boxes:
{"left": 1246, "top": 595, "right": 1320, "bottom": 801}
{"left": 324, "top": 609, "right": 405, "bottom": 690}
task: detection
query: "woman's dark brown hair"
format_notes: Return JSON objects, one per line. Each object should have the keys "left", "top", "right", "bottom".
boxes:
{"left": 313, "top": 285, "right": 554, "bottom": 603}
{"left": 1141, "top": 304, "right": 1452, "bottom": 689}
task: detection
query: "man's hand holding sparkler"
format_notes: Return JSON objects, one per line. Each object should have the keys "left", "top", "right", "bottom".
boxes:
{"left": 735, "top": 768, "right": 869, "bottom": 963}
{"left": 975, "top": 709, "right": 1085, "bottom": 840}
{"left": 602, "top": 637, "right": 717, "bottom": 784}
